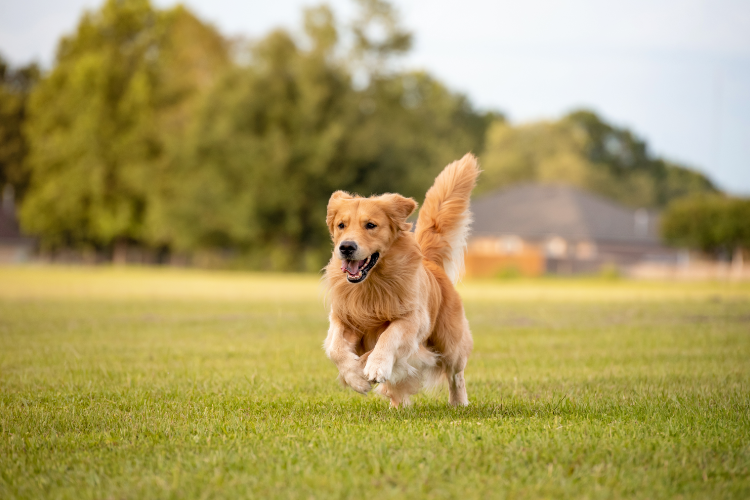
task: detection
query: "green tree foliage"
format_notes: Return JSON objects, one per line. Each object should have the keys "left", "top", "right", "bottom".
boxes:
{"left": 20, "top": 0, "right": 227, "bottom": 249}
{"left": 152, "top": 17, "right": 355, "bottom": 268}
{"left": 480, "top": 110, "right": 717, "bottom": 208}
{"left": 661, "top": 194, "right": 750, "bottom": 253}
{"left": 19, "top": 0, "right": 490, "bottom": 268}
{"left": 350, "top": 0, "right": 412, "bottom": 76}
{"left": 0, "top": 56, "right": 39, "bottom": 200}
{"left": 344, "top": 72, "right": 492, "bottom": 199}
{"left": 154, "top": 5, "right": 489, "bottom": 269}
{"left": 17, "top": 0, "right": 724, "bottom": 269}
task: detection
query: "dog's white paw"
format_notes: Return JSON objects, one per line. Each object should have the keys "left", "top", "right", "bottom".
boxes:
{"left": 363, "top": 354, "right": 393, "bottom": 384}
{"left": 341, "top": 368, "right": 371, "bottom": 394}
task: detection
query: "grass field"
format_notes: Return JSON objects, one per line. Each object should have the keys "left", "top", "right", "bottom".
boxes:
{"left": 1, "top": 267, "right": 749, "bottom": 499}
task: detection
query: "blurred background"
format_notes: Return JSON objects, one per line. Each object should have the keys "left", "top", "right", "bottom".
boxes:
{"left": 0, "top": 0, "right": 748, "bottom": 277}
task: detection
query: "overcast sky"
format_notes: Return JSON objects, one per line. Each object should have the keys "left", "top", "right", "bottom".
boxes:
{"left": 1, "top": 0, "right": 749, "bottom": 194}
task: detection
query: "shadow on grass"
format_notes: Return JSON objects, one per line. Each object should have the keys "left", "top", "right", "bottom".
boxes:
{"left": 241, "top": 395, "right": 620, "bottom": 423}
{"left": 240, "top": 388, "right": 747, "bottom": 426}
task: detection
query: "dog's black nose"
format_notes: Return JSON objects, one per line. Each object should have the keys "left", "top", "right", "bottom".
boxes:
{"left": 339, "top": 241, "right": 358, "bottom": 256}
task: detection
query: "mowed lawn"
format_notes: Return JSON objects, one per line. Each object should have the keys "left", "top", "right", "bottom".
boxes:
{"left": 1, "top": 267, "right": 749, "bottom": 499}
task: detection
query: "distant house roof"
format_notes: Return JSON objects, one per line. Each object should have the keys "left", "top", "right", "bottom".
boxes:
{"left": 470, "top": 184, "right": 660, "bottom": 244}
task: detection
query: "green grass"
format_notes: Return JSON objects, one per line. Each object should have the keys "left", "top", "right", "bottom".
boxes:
{"left": 1, "top": 267, "right": 749, "bottom": 499}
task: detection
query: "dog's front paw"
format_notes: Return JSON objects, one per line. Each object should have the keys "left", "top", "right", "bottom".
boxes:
{"left": 363, "top": 354, "right": 393, "bottom": 384}
{"left": 341, "top": 368, "right": 371, "bottom": 394}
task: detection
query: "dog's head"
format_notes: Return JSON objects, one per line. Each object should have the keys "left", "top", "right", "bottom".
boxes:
{"left": 326, "top": 191, "right": 417, "bottom": 283}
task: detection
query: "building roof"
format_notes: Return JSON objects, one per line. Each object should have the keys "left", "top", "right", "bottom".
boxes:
{"left": 470, "top": 184, "right": 660, "bottom": 244}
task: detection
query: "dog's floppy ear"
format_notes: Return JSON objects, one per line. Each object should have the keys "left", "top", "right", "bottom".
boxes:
{"left": 326, "top": 191, "right": 353, "bottom": 233}
{"left": 379, "top": 193, "right": 418, "bottom": 232}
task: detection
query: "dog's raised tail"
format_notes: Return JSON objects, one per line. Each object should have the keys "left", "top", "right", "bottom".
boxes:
{"left": 415, "top": 153, "right": 480, "bottom": 283}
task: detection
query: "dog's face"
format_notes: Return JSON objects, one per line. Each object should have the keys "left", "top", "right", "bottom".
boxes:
{"left": 326, "top": 191, "right": 417, "bottom": 283}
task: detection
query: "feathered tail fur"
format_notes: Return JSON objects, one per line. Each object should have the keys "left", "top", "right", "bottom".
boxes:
{"left": 415, "top": 153, "right": 481, "bottom": 283}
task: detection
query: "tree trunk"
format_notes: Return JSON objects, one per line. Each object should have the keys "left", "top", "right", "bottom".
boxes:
{"left": 731, "top": 246, "right": 744, "bottom": 278}
{"left": 113, "top": 239, "right": 128, "bottom": 265}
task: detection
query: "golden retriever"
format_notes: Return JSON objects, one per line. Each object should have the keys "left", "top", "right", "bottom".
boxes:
{"left": 323, "top": 153, "right": 480, "bottom": 407}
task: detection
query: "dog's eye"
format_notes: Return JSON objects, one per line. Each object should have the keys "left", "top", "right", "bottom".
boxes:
{"left": 337, "top": 222, "right": 345, "bottom": 229}
{"left": 366, "top": 222, "right": 377, "bottom": 229}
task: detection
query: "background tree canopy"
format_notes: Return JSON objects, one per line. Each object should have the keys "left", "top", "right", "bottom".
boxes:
{"left": 18, "top": 0, "right": 228, "bottom": 250}
{"left": 0, "top": 56, "right": 39, "bottom": 200}
{"left": 2, "top": 0, "right": 725, "bottom": 270}
{"left": 661, "top": 194, "right": 750, "bottom": 256}
{"left": 479, "top": 110, "right": 717, "bottom": 208}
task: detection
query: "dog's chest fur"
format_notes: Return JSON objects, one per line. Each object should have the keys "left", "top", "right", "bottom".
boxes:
{"left": 326, "top": 233, "right": 422, "bottom": 326}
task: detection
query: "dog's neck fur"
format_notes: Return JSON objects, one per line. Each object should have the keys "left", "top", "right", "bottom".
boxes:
{"left": 325, "top": 231, "right": 422, "bottom": 333}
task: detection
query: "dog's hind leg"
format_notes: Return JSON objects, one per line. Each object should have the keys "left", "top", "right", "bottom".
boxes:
{"left": 446, "top": 329, "right": 471, "bottom": 406}
{"left": 448, "top": 370, "right": 468, "bottom": 406}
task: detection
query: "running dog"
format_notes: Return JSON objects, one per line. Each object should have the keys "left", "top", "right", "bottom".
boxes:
{"left": 323, "top": 153, "right": 480, "bottom": 407}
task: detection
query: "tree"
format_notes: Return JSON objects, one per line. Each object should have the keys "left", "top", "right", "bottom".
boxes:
{"left": 342, "top": 71, "right": 491, "bottom": 201}
{"left": 17, "top": 0, "right": 493, "bottom": 267}
{"left": 153, "top": 4, "right": 492, "bottom": 270}
{"left": 661, "top": 195, "right": 750, "bottom": 258}
{"left": 479, "top": 110, "right": 717, "bottom": 208}
{"left": 0, "top": 56, "right": 39, "bottom": 201}
{"left": 20, "top": 0, "right": 227, "bottom": 250}
{"left": 152, "top": 16, "right": 356, "bottom": 269}
{"left": 349, "top": 0, "right": 412, "bottom": 78}
{"left": 566, "top": 110, "right": 716, "bottom": 206}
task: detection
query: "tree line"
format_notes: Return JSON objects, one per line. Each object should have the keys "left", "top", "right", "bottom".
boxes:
{"left": 661, "top": 195, "right": 750, "bottom": 263}
{"left": 0, "top": 0, "right": 733, "bottom": 270}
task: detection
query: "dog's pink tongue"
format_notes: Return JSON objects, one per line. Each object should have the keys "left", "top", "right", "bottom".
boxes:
{"left": 342, "top": 259, "right": 365, "bottom": 274}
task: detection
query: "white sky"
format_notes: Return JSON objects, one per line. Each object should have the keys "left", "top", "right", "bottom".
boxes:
{"left": 1, "top": 0, "right": 749, "bottom": 194}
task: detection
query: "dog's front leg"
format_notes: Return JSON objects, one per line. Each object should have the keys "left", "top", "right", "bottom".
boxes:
{"left": 363, "top": 314, "right": 425, "bottom": 384}
{"left": 324, "top": 315, "right": 371, "bottom": 394}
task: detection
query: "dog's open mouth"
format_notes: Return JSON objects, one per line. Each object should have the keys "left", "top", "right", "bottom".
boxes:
{"left": 341, "top": 252, "right": 380, "bottom": 283}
